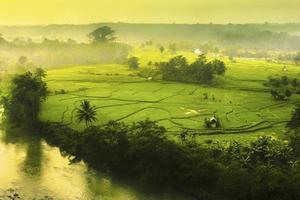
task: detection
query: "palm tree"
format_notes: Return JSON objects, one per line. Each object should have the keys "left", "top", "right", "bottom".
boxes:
{"left": 76, "top": 100, "right": 98, "bottom": 127}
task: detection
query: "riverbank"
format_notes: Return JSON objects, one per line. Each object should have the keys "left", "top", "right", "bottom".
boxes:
{"left": 39, "top": 120, "right": 300, "bottom": 200}
{"left": 0, "top": 128, "right": 192, "bottom": 200}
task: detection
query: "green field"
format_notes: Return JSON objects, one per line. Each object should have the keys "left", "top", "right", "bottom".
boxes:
{"left": 40, "top": 50, "right": 300, "bottom": 143}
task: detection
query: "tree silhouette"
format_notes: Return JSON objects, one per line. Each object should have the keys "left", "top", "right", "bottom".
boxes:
{"left": 159, "top": 46, "right": 165, "bottom": 54}
{"left": 127, "top": 56, "right": 139, "bottom": 69}
{"left": 76, "top": 100, "right": 98, "bottom": 127}
{"left": 88, "top": 26, "right": 116, "bottom": 43}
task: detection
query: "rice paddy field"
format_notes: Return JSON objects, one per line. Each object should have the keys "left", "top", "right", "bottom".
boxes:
{"left": 40, "top": 49, "right": 300, "bottom": 143}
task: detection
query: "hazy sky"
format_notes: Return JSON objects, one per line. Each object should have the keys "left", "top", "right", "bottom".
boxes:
{"left": 0, "top": 0, "right": 299, "bottom": 25}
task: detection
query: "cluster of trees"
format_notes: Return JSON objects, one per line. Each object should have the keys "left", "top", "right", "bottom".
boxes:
{"left": 1, "top": 69, "right": 48, "bottom": 127}
{"left": 39, "top": 118, "right": 300, "bottom": 200}
{"left": 265, "top": 75, "right": 300, "bottom": 100}
{"left": 158, "top": 55, "right": 226, "bottom": 84}
{"left": 279, "top": 52, "right": 300, "bottom": 64}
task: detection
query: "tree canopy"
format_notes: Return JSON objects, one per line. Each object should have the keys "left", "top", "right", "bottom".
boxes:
{"left": 88, "top": 26, "right": 116, "bottom": 43}
{"left": 2, "top": 70, "right": 48, "bottom": 126}
{"left": 127, "top": 56, "right": 139, "bottom": 70}
{"left": 158, "top": 55, "right": 226, "bottom": 84}
{"left": 76, "top": 100, "right": 98, "bottom": 127}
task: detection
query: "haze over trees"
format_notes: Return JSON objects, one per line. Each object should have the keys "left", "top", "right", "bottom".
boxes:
{"left": 295, "top": 52, "right": 300, "bottom": 64}
{"left": 0, "top": 31, "right": 130, "bottom": 68}
{"left": 1, "top": 23, "right": 300, "bottom": 50}
{"left": 127, "top": 56, "right": 139, "bottom": 70}
{"left": 88, "top": 26, "right": 117, "bottom": 43}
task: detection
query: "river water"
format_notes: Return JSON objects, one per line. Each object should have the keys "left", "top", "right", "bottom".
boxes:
{"left": 0, "top": 129, "right": 190, "bottom": 200}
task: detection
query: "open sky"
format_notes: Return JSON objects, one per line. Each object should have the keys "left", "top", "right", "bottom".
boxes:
{"left": 0, "top": 0, "right": 299, "bottom": 25}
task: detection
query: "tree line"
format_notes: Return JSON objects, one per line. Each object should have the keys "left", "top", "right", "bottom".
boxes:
{"left": 0, "top": 26, "right": 130, "bottom": 68}
{"left": 265, "top": 75, "right": 300, "bottom": 100}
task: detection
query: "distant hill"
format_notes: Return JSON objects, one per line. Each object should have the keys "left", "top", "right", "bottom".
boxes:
{"left": 1, "top": 23, "right": 300, "bottom": 50}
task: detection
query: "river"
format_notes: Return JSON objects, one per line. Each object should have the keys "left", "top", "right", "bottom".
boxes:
{"left": 0, "top": 129, "right": 190, "bottom": 200}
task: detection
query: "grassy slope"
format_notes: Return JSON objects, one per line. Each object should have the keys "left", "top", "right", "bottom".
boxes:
{"left": 40, "top": 49, "right": 300, "bottom": 143}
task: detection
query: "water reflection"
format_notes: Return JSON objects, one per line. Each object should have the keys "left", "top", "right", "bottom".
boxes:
{"left": 2, "top": 128, "right": 43, "bottom": 177}
{"left": 0, "top": 128, "right": 192, "bottom": 200}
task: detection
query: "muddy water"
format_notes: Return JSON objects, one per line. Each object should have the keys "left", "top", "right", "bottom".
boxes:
{"left": 0, "top": 130, "right": 189, "bottom": 200}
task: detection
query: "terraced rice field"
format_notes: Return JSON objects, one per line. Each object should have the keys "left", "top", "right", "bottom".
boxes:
{"left": 41, "top": 51, "right": 300, "bottom": 143}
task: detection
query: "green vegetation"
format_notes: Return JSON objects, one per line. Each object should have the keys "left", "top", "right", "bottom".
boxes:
{"left": 127, "top": 56, "right": 140, "bottom": 70}
{"left": 2, "top": 22, "right": 300, "bottom": 200}
{"left": 75, "top": 100, "right": 98, "bottom": 127}
{"left": 39, "top": 118, "right": 300, "bottom": 200}
{"left": 2, "top": 67, "right": 300, "bottom": 199}
{"left": 2, "top": 70, "right": 48, "bottom": 127}
{"left": 88, "top": 26, "right": 117, "bottom": 43}
{"left": 37, "top": 50, "right": 300, "bottom": 143}
{"left": 157, "top": 55, "right": 226, "bottom": 84}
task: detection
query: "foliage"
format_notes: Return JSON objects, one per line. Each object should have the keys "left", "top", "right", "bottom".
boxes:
{"left": 127, "top": 56, "right": 139, "bottom": 70}
{"left": 39, "top": 119, "right": 300, "bottom": 200}
{"left": 287, "top": 104, "right": 300, "bottom": 156}
{"left": 158, "top": 55, "right": 226, "bottom": 84}
{"left": 2, "top": 70, "right": 48, "bottom": 126}
{"left": 265, "top": 75, "right": 300, "bottom": 100}
{"left": 75, "top": 100, "right": 98, "bottom": 127}
{"left": 88, "top": 26, "right": 116, "bottom": 43}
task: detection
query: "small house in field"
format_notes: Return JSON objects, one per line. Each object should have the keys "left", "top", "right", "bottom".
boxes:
{"left": 205, "top": 115, "right": 221, "bottom": 128}
{"left": 194, "top": 49, "right": 203, "bottom": 55}
{"left": 209, "top": 116, "right": 219, "bottom": 128}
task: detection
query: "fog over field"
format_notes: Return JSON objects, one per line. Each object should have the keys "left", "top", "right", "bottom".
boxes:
{"left": 1, "top": 1, "right": 300, "bottom": 200}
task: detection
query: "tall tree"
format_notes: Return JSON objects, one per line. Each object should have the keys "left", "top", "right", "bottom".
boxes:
{"left": 76, "top": 100, "right": 98, "bottom": 127}
{"left": 2, "top": 72, "right": 48, "bottom": 126}
{"left": 159, "top": 46, "right": 165, "bottom": 54}
{"left": 211, "top": 59, "right": 226, "bottom": 75}
{"left": 88, "top": 26, "right": 116, "bottom": 43}
{"left": 294, "top": 52, "right": 300, "bottom": 64}
{"left": 127, "top": 56, "right": 139, "bottom": 70}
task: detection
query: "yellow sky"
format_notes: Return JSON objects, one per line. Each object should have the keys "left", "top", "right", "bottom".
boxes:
{"left": 0, "top": 0, "right": 299, "bottom": 25}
